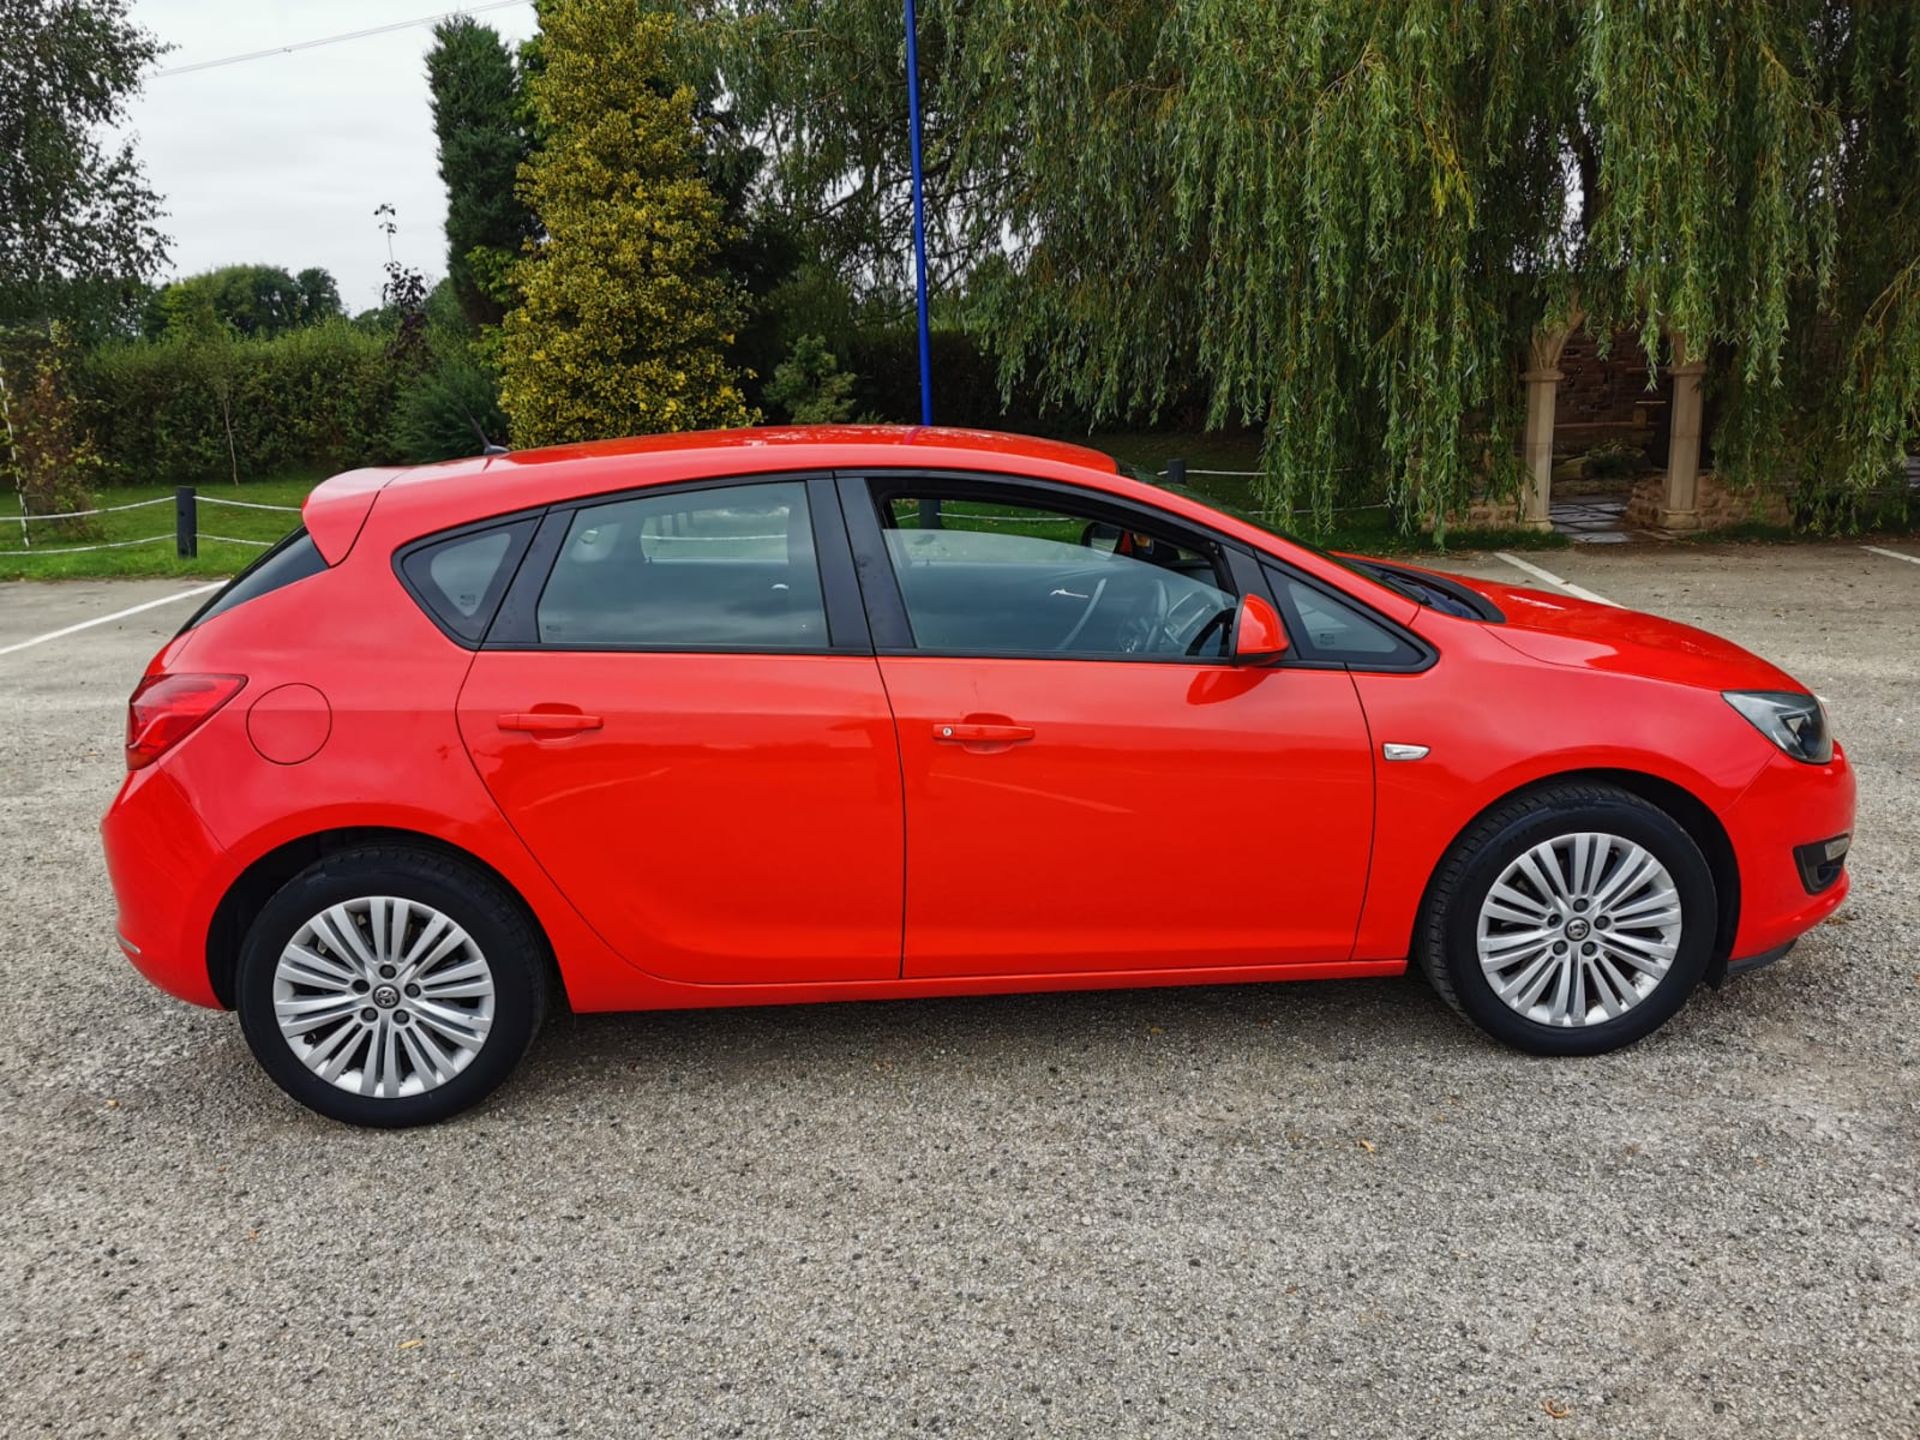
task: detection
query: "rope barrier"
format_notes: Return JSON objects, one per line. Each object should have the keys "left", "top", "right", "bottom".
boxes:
{"left": 196, "top": 495, "right": 303, "bottom": 513}
{"left": 0, "top": 533, "right": 174, "bottom": 556}
{"left": 0, "top": 528, "right": 284, "bottom": 558}
{"left": 7, "top": 495, "right": 173, "bottom": 522}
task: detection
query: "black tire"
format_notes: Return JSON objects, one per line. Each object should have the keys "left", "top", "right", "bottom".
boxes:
{"left": 236, "top": 845, "right": 548, "bottom": 1127}
{"left": 1415, "top": 782, "right": 1717, "bottom": 1056}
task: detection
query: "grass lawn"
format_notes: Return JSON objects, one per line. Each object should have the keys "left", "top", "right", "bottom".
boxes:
{"left": 1, "top": 476, "right": 318, "bottom": 581}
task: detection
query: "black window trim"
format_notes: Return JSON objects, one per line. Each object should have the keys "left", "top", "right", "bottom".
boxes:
{"left": 393, "top": 507, "right": 546, "bottom": 650}
{"left": 837, "top": 467, "right": 1256, "bottom": 666}
{"left": 483, "top": 468, "right": 871, "bottom": 656}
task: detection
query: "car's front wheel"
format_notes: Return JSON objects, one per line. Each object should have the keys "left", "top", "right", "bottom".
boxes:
{"left": 1417, "top": 783, "right": 1717, "bottom": 1055}
{"left": 235, "top": 846, "right": 547, "bottom": 1126}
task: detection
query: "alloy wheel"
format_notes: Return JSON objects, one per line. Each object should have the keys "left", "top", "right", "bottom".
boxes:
{"left": 271, "top": 896, "right": 496, "bottom": 1098}
{"left": 1474, "top": 832, "right": 1684, "bottom": 1028}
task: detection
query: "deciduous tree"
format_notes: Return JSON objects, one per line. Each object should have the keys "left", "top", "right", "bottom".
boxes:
{"left": 0, "top": 0, "right": 169, "bottom": 331}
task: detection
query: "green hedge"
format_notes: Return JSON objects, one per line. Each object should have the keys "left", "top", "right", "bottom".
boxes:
{"left": 74, "top": 322, "right": 403, "bottom": 486}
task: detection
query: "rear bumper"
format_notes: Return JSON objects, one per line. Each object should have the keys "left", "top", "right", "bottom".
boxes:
{"left": 100, "top": 765, "right": 234, "bottom": 1009}
{"left": 1723, "top": 741, "right": 1856, "bottom": 960}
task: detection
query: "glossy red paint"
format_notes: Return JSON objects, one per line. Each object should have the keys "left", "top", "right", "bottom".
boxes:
{"left": 101, "top": 426, "right": 1854, "bottom": 1025}
{"left": 457, "top": 651, "right": 904, "bottom": 984}
{"left": 879, "top": 656, "right": 1372, "bottom": 977}
{"left": 1232, "top": 593, "right": 1289, "bottom": 661}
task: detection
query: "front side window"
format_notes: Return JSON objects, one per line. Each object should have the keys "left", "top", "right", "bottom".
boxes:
{"left": 1273, "top": 571, "right": 1423, "bottom": 666}
{"left": 536, "top": 480, "right": 826, "bottom": 648}
{"left": 876, "top": 491, "right": 1237, "bottom": 658}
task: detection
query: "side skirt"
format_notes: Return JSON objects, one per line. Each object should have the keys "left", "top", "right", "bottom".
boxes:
{"left": 560, "top": 957, "right": 1409, "bottom": 1015}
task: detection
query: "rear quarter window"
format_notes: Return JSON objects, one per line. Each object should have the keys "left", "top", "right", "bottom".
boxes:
{"left": 398, "top": 519, "right": 537, "bottom": 644}
{"left": 180, "top": 527, "right": 327, "bottom": 632}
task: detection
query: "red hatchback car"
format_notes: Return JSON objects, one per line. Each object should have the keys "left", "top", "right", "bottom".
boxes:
{"left": 102, "top": 427, "right": 1854, "bottom": 1125}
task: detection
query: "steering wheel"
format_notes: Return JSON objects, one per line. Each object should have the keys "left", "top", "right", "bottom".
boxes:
{"left": 1183, "top": 604, "right": 1236, "bottom": 657}
{"left": 1054, "top": 575, "right": 1110, "bottom": 651}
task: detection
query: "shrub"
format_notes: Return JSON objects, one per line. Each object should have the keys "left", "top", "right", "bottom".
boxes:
{"left": 391, "top": 346, "right": 509, "bottom": 462}
{"left": 765, "top": 334, "right": 858, "bottom": 423}
{"left": 1, "top": 328, "right": 102, "bottom": 535}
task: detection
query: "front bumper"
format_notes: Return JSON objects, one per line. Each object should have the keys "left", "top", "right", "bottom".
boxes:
{"left": 1726, "top": 940, "right": 1795, "bottom": 979}
{"left": 1721, "top": 741, "right": 1856, "bottom": 962}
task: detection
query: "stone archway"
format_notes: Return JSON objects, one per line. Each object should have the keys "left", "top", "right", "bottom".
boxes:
{"left": 1519, "top": 318, "right": 1707, "bottom": 538}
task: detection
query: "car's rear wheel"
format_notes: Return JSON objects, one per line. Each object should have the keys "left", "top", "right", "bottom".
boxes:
{"left": 1417, "top": 783, "right": 1717, "bottom": 1055}
{"left": 236, "top": 846, "right": 547, "bottom": 1126}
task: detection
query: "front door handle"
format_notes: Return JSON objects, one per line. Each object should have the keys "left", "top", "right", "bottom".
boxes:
{"left": 932, "top": 721, "right": 1034, "bottom": 745}
{"left": 498, "top": 710, "right": 604, "bottom": 735}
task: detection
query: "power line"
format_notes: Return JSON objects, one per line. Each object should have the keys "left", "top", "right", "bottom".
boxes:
{"left": 151, "top": 1, "right": 533, "bottom": 79}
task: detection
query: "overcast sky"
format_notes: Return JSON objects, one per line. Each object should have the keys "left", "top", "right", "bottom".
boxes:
{"left": 124, "top": 1, "right": 541, "bottom": 310}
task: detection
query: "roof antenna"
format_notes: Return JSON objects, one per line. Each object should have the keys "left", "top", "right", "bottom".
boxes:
{"left": 453, "top": 395, "right": 509, "bottom": 457}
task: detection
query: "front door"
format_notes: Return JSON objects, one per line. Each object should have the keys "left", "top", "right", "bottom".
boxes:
{"left": 843, "top": 476, "right": 1376, "bottom": 979}
{"left": 456, "top": 476, "right": 903, "bottom": 985}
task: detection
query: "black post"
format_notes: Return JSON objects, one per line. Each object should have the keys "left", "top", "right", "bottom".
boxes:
{"left": 175, "top": 486, "right": 197, "bottom": 558}
{"left": 1166, "top": 457, "right": 1187, "bottom": 488}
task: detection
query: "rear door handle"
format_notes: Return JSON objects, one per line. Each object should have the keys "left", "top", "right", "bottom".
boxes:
{"left": 932, "top": 721, "right": 1034, "bottom": 744}
{"left": 498, "top": 711, "right": 603, "bottom": 735}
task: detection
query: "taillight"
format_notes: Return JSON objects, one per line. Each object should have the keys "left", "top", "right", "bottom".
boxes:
{"left": 126, "top": 673, "right": 246, "bottom": 771}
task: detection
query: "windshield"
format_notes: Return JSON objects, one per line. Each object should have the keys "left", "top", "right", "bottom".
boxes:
{"left": 1117, "top": 461, "right": 1386, "bottom": 579}
{"left": 1117, "top": 460, "right": 1484, "bottom": 616}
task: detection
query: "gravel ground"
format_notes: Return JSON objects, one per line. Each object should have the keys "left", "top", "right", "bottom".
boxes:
{"left": 1, "top": 547, "right": 1916, "bottom": 1438}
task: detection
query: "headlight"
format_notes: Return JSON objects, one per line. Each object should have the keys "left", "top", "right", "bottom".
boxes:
{"left": 1723, "top": 690, "right": 1833, "bottom": 764}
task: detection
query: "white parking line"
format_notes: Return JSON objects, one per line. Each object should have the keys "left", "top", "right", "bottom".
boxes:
{"left": 0, "top": 584, "right": 221, "bottom": 658}
{"left": 1492, "top": 552, "right": 1619, "bottom": 607}
{"left": 1861, "top": 544, "right": 1920, "bottom": 566}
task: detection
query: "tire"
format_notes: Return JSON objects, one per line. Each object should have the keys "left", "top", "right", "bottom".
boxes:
{"left": 1415, "top": 783, "right": 1717, "bottom": 1056}
{"left": 236, "top": 845, "right": 548, "bottom": 1127}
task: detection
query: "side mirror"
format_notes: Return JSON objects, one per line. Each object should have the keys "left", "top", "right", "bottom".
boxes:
{"left": 1232, "top": 593, "right": 1290, "bottom": 666}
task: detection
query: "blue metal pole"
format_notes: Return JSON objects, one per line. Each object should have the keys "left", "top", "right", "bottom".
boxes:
{"left": 904, "top": 0, "right": 933, "bottom": 428}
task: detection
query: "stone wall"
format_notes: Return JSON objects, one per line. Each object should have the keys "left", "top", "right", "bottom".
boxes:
{"left": 1622, "top": 471, "right": 1791, "bottom": 531}
{"left": 1556, "top": 331, "right": 1671, "bottom": 463}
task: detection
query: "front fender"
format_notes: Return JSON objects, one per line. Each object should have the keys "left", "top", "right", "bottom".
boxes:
{"left": 1346, "top": 624, "right": 1774, "bottom": 962}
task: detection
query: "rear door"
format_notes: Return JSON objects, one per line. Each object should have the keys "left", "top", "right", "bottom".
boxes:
{"left": 451, "top": 474, "right": 904, "bottom": 985}
{"left": 840, "top": 472, "right": 1379, "bottom": 979}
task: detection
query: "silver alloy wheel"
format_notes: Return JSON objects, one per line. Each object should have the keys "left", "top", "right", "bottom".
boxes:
{"left": 272, "top": 896, "right": 496, "bottom": 1099}
{"left": 1475, "top": 832, "right": 1684, "bottom": 1028}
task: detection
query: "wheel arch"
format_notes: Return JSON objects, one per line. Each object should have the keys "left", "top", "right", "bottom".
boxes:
{"left": 1414, "top": 767, "right": 1741, "bottom": 977}
{"left": 205, "top": 826, "right": 557, "bottom": 1009}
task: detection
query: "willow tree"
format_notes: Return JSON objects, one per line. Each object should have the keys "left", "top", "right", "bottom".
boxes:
{"left": 716, "top": 1, "right": 1920, "bottom": 531}
{"left": 499, "top": 0, "right": 753, "bottom": 446}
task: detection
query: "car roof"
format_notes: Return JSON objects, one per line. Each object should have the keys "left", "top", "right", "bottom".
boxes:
{"left": 303, "top": 422, "right": 1423, "bottom": 627}
{"left": 405, "top": 425, "right": 1119, "bottom": 484}
{"left": 305, "top": 426, "right": 1119, "bottom": 561}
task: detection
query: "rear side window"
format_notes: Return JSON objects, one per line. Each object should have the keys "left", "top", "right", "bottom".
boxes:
{"left": 1270, "top": 570, "right": 1426, "bottom": 667}
{"left": 180, "top": 527, "right": 326, "bottom": 632}
{"left": 535, "top": 480, "right": 826, "bottom": 648}
{"left": 400, "top": 520, "right": 536, "bottom": 643}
